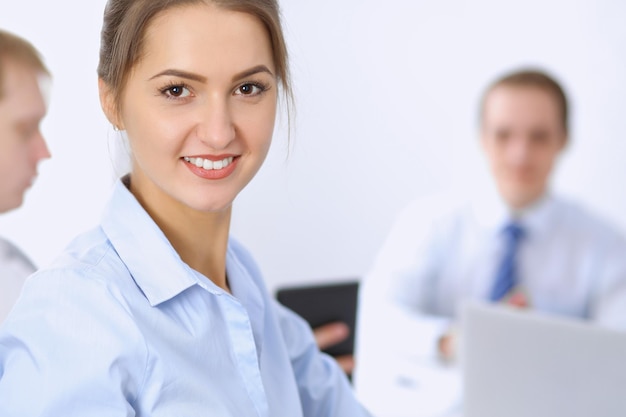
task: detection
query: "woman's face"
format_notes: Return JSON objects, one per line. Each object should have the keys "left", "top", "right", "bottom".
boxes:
{"left": 107, "top": 3, "right": 277, "bottom": 213}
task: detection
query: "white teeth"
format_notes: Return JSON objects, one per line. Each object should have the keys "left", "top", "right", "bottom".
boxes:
{"left": 184, "top": 156, "right": 234, "bottom": 171}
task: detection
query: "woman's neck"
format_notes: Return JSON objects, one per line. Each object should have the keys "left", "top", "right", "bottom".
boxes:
{"left": 160, "top": 207, "right": 231, "bottom": 291}
{"left": 128, "top": 176, "right": 232, "bottom": 292}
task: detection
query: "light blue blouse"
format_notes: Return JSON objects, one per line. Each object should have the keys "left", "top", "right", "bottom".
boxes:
{"left": 0, "top": 179, "right": 370, "bottom": 417}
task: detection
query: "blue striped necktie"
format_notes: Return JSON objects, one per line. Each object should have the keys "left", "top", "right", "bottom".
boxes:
{"left": 489, "top": 222, "right": 525, "bottom": 302}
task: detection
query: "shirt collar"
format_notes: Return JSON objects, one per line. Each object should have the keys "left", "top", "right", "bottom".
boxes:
{"left": 470, "top": 181, "right": 557, "bottom": 240}
{"left": 100, "top": 177, "right": 197, "bottom": 306}
{"left": 515, "top": 193, "right": 556, "bottom": 241}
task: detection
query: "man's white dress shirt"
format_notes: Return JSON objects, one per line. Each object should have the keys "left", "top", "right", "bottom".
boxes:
{"left": 355, "top": 188, "right": 626, "bottom": 416}
{"left": 0, "top": 237, "right": 35, "bottom": 323}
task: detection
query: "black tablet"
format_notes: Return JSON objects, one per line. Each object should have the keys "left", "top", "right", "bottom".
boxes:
{"left": 276, "top": 280, "right": 359, "bottom": 357}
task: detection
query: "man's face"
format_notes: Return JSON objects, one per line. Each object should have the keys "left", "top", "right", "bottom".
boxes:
{"left": 0, "top": 59, "right": 50, "bottom": 213}
{"left": 480, "top": 85, "right": 566, "bottom": 210}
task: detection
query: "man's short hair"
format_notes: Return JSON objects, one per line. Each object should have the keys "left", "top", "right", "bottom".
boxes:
{"left": 0, "top": 29, "right": 50, "bottom": 99}
{"left": 480, "top": 68, "right": 569, "bottom": 133}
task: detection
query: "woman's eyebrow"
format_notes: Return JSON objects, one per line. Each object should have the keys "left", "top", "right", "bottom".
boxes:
{"left": 232, "top": 65, "right": 274, "bottom": 81}
{"left": 149, "top": 69, "right": 207, "bottom": 82}
{"left": 149, "top": 65, "right": 274, "bottom": 84}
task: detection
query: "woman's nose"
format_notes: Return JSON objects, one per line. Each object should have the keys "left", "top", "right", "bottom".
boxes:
{"left": 195, "top": 98, "right": 236, "bottom": 150}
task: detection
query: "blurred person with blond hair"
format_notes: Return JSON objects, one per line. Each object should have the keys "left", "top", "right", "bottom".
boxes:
{"left": 0, "top": 29, "right": 51, "bottom": 323}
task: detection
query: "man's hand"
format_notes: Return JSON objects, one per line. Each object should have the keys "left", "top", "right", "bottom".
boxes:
{"left": 313, "top": 322, "right": 355, "bottom": 375}
{"left": 506, "top": 290, "right": 529, "bottom": 308}
{"left": 438, "top": 327, "right": 458, "bottom": 363}
{"left": 438, "top": 290, "right": 530, "bottom": 362}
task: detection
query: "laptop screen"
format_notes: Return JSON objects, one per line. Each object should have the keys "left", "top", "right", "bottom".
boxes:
{"left": 461, "top": 302, "right": 626, "bottom": 417}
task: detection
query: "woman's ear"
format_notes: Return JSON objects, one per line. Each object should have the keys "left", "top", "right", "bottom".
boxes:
{"left": 98, "top": 78, "right": 123, "bottom": 130}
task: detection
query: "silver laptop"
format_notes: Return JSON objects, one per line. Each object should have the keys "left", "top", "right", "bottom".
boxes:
{"left": 461, "top": 302, "right": 626, "bottom": 417}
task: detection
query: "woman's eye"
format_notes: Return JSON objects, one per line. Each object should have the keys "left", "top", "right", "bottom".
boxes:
{"left": 236, "top": 83, "right": 263, "bottom": 96}
{"left": 164, "top": 85, "right": 191, "bottom": 98}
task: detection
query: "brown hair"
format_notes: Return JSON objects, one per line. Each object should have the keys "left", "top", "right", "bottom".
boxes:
{"left": 480, "top": 68, "right": 569, "bottom": 133}
{"left": 0, "top": 29, "right": 50, "bottom": 99}
{"left": 97, "top": 0, "right": 292, "bottom": 112}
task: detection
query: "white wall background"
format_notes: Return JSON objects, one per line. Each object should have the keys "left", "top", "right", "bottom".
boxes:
{"left": 1, "top": 0, "right": 625, "bottom": 294}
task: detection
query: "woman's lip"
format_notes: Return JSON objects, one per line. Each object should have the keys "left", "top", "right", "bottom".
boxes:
{"left": 183, "top": 156, "right": 239, "bottom": 180}
{"left": 184, "top": 154, "right": 238, "bottom": 161}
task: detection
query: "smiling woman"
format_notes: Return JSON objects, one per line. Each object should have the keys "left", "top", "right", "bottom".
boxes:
{"left": 99, "top": 3, "right": 280, "bottom": 288}
{"left": 0, "top": 1, "right": 370, "bottom": 416}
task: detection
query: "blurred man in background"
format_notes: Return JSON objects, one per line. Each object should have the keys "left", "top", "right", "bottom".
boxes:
{"left": 355, "top": 68, "right": 626, "bottom": 415}
{"left": 0, "top": 29, "right": 51, "bottom": 323}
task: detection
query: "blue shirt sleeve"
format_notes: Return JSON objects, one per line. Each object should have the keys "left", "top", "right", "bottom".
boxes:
{"left": 272, "top": 300, "right": 372, "bottom": 417}
{"left": 0, "top": 268, "right": 147, "bottom": 417}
